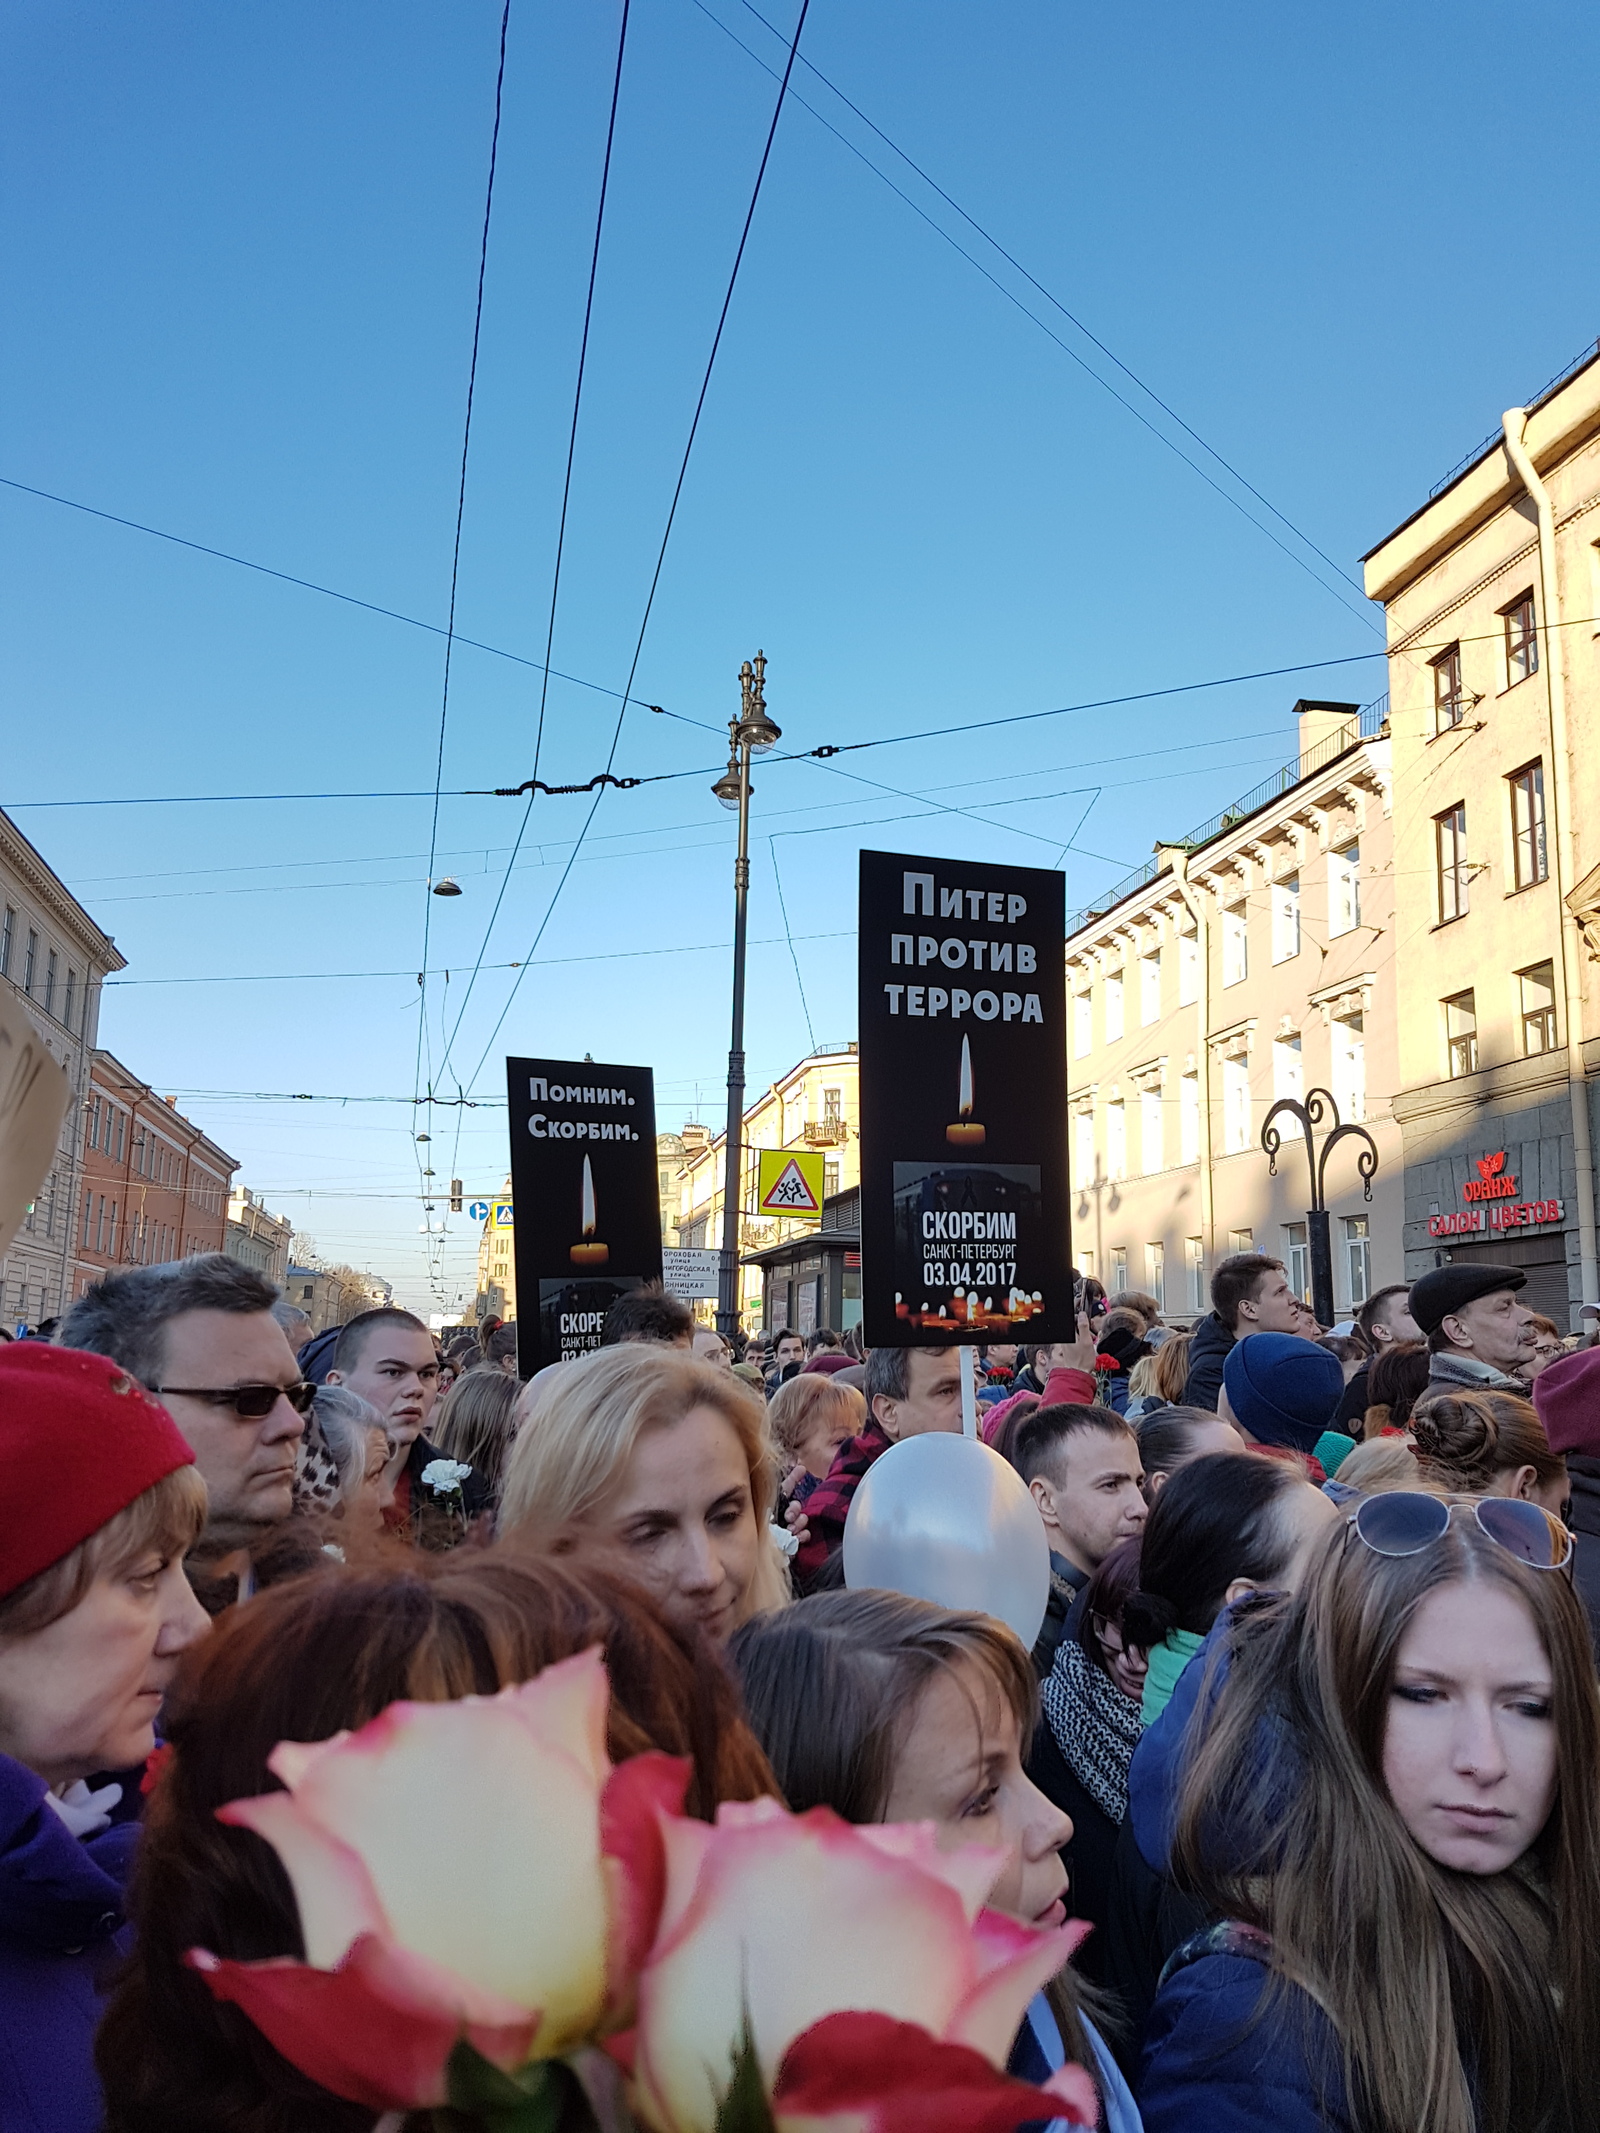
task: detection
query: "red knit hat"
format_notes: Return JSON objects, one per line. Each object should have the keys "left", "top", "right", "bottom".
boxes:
{"left": 0, "top": 1344, "right": 196, "bottom": 1600}
{"left": 1532, "top": 1346, "right": 1600, "bottom": 1459}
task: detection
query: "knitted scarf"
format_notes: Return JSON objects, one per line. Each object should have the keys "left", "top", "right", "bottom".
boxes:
{"left": 1039, "top": 1638, "right": 1145, "bottom": 1826}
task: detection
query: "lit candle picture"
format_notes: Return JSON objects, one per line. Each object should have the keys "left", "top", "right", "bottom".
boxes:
{"left": 569, "top": 1154, "right": 610, "bottom": 1265}
{"left": 945, "top": 1033, "right": 986, "bottom": 1146}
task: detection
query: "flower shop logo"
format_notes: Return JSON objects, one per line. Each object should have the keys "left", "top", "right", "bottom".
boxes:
{"left": 1463, "top": 1151, "right": 1519, "bottom": 1202}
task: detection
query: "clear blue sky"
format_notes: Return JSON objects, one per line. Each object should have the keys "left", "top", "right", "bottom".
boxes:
{"left": 4, "top": 0, "right": 1596, "bottom": 1309}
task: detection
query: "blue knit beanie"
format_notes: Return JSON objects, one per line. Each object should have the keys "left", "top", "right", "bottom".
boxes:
{"left": 1223, "top": 1332, "right": 1344, "bottom": 1452}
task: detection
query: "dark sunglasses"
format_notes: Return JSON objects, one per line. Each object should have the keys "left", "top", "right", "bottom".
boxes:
{"left": 154, "top": 1380, "right": 317, "bottom": 1419}
{"left": 1349, "top": 1490, "right": 1572, "bottom": 1571}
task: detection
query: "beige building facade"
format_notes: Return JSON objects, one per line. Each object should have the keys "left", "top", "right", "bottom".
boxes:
{"left": 1, "top": 809, "right": 125, "bottom": 1327}
{"left": 474, "top": 1181, "right": 517, "bottom": 1321}
{"left": 1065, "top": 702, "right": 1400, "bottom": 1323}
{"left": 224, "top": 1187, "right": 294, "bottom": 1289}
{"left": 1363, "top": 347, "right": 1600, "bottom": 1324}
{"left": 667, "top": 1044, "right": 859, "bottom": 1329}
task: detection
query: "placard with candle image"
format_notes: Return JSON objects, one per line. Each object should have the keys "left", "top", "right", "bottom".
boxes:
{"left": 505, "top": 1055, "right": 663, "bottom": 1375}
{"left": 858, "top": 850, "right": 1071, "bottom": 1346}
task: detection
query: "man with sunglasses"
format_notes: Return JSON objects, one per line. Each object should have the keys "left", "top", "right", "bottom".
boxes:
{"left": 57, "top": 1255, "right": 308, "bottom": 1602}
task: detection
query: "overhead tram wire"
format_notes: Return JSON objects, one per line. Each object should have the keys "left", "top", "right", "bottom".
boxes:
{"left": 415, "top": 0, "right": 515, "bottom": 1279}
{"left": 437, "top": 0, "right": 815, "bottom": 1104}
{"left": 429, "top": 0, "right": 634, "bottom": 1150}
{"left": 691, "top": 0, "right": 1378, "bottom": 632}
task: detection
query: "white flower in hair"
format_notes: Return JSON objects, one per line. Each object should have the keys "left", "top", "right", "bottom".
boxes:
{"left": 420, "top": 1457, "right": 473, "bottom": 1494}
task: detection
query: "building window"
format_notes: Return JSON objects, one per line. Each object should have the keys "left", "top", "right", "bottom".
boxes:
{"left": 80, "top": 1183, "right": 93, "bottom": 1249}
{"left": 1104, "top": 971, "right": 1124, "bottom": 1043}
{"left": 1140, "top": 1087, "right": 1163, "bottom": 1174}
{"left": 23, "top": 930, "right": 37, "bottom": 995}
{"left": 1435, "top": 803, "right": 1469, "bottom": 923}
{"left": 1503, "top": 591, "right": 1538, "bottom": 686}
{"left": 824, "top": 1159, "right": 840, "bottom": 1199}
{"left": 1146, "top": 1242, "right": 1165, "bottom": 1310}
{"left": 1073, "top": 993, "right": 1092, "bottom": 1059}
{"left": 823, "top": 1087, "right": 841, "bottom": 1127}
{"left": 1106, "top": 1100, "right": 1126, "bottom": 1181}
{"left": 1178, "top": 926, "right": 1199, "bottom": 1006}
{"left": 1329, "top": 842, "right": 1360, "bottom": 937}
{"left": 44, "top": 951, "right": 57, "bottom": 1017}
{"left": 1272, "top": 1033, "right": 1304, "bottom": 1131}
{"left": 1074, "top": 1109, "right": 1095, "bottom": 1183}
{"left": 1283, "top": 1221, "right": 1310, "bottom": 1304}
{"left": 1444, "top": 990, "right": 1478, "bottom": 1078}
{"left": 1332, "top": 1014, "right": 1366, "bottom": 1122}
{"left": 88, "top": 1095, "right": 100, "bottom": 1150}
{"left": 1228, "top": 1228, "right": 1254, "bottom": 1253}
{"left": 1222, "top": 903, "right": 1248, "bottom": 987}
{"left": 0, "top": 907, "right": 11, "bottom": 978}
{"left": 1140, "top": 951, "right": 1161, "bottom": 1026}
{"left": 1180, "top": 1071, "right": 1200, "bottom": 1165}
{"left": 1344, "top": 1214, "right": 1371, "bottom": 1307}
{"left": 1518, "top": 961, "right": 1557, "bottom": 1054}
{"left": 1271, "top": 873, "right": 1301, "bottom": 963}
{"left": 1079, "top": 1248, "right": 1096, "bottom": 1281}
{"left": 1186, "top": 1236, "right": 1205, "bottom": 1310}
{"left": 1222, "top": 1052, "right": 1251, "bottom": 1154}
{"left": 1110, "top": 1246, "right": 1127, "bottom": 1288}
{"left": 1431, "top": 642, "right": 1466, "bottom": 731}
{"left": 1509, "top": 761, "right": 1548, "bottom": 889}
{"left": 64, "top": 967, "right": 76, "bottom": 1030}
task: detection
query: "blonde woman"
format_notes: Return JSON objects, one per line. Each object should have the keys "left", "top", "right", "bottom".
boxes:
{"left": 498, "top": 1344, "right": 789, "bottom": 1641}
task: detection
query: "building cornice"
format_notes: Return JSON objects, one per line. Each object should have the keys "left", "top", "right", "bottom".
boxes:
{"left": 0, "top": 811, "right": 126, "bottom": 972}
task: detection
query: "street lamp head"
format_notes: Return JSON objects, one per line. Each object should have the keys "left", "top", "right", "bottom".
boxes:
{"left": 712, "top": 756, "right": 744, "bottom": 810}
{"left": 431, "top": 877, "right": 463, "bottom": 897}
{"left": 736, "top": 649, "right": 781, "bottom": 752}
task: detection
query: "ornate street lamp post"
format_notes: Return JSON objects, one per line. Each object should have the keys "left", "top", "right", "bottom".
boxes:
{"left": 714, "top": 653, "right": 781, "bottom": 1340}
{"left": 1260, "top": 1089, "right": 1380, "bottom": 1329}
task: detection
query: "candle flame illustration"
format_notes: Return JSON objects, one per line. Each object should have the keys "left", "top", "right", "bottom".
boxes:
{"left": 958, "top": 1034, "right": 974, "bottom": 1118}
{"left": 580, "top": 1155, "right": 596, "bottom": 1237}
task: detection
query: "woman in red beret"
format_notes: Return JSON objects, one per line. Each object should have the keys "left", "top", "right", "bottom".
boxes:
{"left": 0, "top": 1343, "right": 210, "bottom": 2133}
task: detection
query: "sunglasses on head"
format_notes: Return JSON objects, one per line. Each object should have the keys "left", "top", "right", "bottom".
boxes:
{"left": 1349, "top": 1489, "right": 1572, "bottom": 1571}
{"left": 154, "top": 1380, "right": 317, "bottom": 1419}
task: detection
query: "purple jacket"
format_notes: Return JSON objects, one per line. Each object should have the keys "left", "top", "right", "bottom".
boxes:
{"left": 0, "top": 1754, "right": 141, "bottom": 2133}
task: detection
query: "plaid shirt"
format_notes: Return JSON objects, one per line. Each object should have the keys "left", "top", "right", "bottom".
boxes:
{"left": 795, "top": 1419, "right": 893, "bottom": 1580}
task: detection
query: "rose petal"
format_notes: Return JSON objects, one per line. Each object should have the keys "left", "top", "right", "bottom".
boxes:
{"left": 775, "top": 2012, "right": 1099, "bottom": 2133}
{"left": 852, "top": 1823, "right": 1006, "bottom": 1926}
{"left": 268, "top": 1732, "right": 350, "bottom": 1793}
{"left": 634, "top": 1809, "right": 979, "bottom": 2133}
{"left": 945, "top": 1911, "right": 1091, "bottom": 2070}
{"left": 217, "top": 1791, "right": 387, "bottom": 1970}
{"left": 279, "top": 1692, "right": 610, "bottom": 2032}
{"left": 598, "top": 1751, "right": 692, "bottom": 2009}
{"left": 187, "top": 1934, "right": 536, "bottom": 2110}
{"left": 501, "top": 1648, "right": 613, "bottom": 1791}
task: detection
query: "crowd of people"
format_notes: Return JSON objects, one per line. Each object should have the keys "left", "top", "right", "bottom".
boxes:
{"left": 3, "top": 1242, "right": 1600, "bottom": 2131}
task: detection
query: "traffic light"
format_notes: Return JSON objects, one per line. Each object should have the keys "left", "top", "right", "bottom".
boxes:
{"left": 450, "top": 1179, "right": 463, "bottom": 1212}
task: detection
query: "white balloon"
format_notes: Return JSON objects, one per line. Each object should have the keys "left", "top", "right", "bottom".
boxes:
{"left": 841, "top": 1433, "right": 1050, "bottom": 1648}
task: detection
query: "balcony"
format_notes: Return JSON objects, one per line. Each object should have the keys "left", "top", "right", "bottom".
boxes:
{"left": 803, "top": 1120, "right": 846, "bottom": 1146}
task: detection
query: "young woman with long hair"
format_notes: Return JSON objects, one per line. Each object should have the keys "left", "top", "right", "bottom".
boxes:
{"left": 97, "top": 1554, "right": 778, "bottom": 2133}
{"left": 1122, "top": 1452, "right": 1337, "bottom": 1725}
{"left": 1361, "top": 1338, "right": 1430, "bottom": 1437}
{"left": 1141, "top": 1495, "right": 1600, "bottom": 2133}
{"left": 430, "top": 1362, "right": 521, "bottom": 1507}
{"left": 1409, "top": 1388, "right": 1569, "bottom": 1515}
{"left": 497, "top": 1343, "right": 790, "bottom": 1640}
{"left": 730, "top": 1589, "right": 1142, "bottom": 2133}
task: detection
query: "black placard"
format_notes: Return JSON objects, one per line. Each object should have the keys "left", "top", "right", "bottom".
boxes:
{"left": 858, "top": 852, "right": 1070, "bottom": 1347}
{"left": 504, "top": 1057, "right": 663, "bottom": 1375}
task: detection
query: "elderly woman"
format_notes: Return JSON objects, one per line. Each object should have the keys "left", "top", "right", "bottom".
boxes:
{"left": 497, "top": 1342, "right": 790, "bottom": 1641}
{"left": 0, "top": 1344, "right": 209, "bottom": 2132}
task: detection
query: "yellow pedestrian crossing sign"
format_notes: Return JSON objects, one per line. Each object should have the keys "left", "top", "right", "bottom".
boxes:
{"left": 757, "top": 1148, "right": 826, "bottom": 1219}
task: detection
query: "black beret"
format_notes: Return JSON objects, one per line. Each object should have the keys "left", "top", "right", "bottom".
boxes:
{"left": 1410, "top": 1262, "right": 1527, "bottom": 1336}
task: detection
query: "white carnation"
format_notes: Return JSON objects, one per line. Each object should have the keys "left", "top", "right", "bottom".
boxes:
{"left": 420, "top": 1457, "right": 473, "bottom": 1493}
